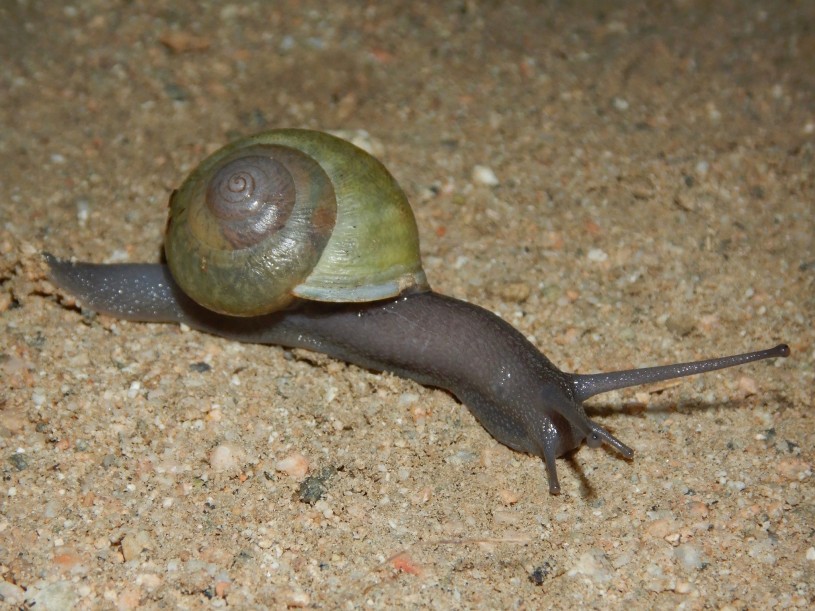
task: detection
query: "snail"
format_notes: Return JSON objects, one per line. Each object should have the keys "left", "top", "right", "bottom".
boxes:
{"left": 45, "top": 129, "right": 790, "bottom": 495}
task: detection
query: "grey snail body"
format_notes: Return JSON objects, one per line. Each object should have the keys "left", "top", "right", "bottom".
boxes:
{"left": 45, "top": 129, "right": 789, "bottom": 494}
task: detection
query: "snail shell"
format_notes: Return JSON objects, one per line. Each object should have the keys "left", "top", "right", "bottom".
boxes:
{"left": 165, "top": 129, "right": 429, "bottom": 316}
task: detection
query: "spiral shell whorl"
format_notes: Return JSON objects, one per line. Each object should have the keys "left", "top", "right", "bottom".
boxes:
{"left": 165, "top": 129, "right": 428, "bottom": 316}
{"left": 205, "top": 155, "right": 296, "bottom": 249}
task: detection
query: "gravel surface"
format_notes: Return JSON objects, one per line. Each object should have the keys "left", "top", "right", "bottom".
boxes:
{"left": 1, "top": 1, "right": 812, "bottom": 609}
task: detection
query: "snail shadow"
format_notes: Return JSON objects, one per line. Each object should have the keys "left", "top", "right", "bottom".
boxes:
{"left": 572, "top": 394, "right": 773, "bottom": 499}
{"left": 585, "top": 394, "right": 770, "bottom": 420}
{"left": 562, "top": 452, "right": 599, "bottom": 500}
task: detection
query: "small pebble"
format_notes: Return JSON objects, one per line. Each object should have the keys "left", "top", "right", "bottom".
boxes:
{"left": 276, "top": 453, "right": 309, "bottom": 478}
{"left": 209, "top": 444, "right": 241, "bottom": 472}
{"left": 528, "top": 563, "right": 553, "bottom": 586}
{"left": 687, "top": 501, "right": 709, "bottom": 519}
{"left": 675, "top": 581, "right": 693, "bottom": 594}
{"left": 52, "top": 549, "right": 84, "bottom": 571}
{"left": 737, "top": 376, "right": 758, "bottom": 396}
{"left": 674, "top": 543, "right": 703, "bottom": 570}
{"left": 329, "top": 129, "right": 384, "bottom": 157}
{"left": 644, "top": 564, "right": 674, "bottom": 593}
{"left": 471, "top": 165, "right": 499, "bottom": 186}
{"left": 447, "top": 449, "right": 478, "bottom": 465}
{"left": 76, "top": 198, "right": 90, "bottom": 226}
{"left": 487, "top": 281, "right": 531, "bottom": 303}
{"left": 749, "top": 538, "right": 777, "bottom": 565}
{"left": 0, "top": 580, "right": 25, "bottom": 605}
{"left": 26, "top": 580, "right": 77, "bottom": 610}
{"left": 587, "top": 248, "right": 608, "bottom": 263}
{"left": 158, "top": 31, "right": 211, "bottom": 53}
{"left": 215, "top": 580, "right": 231, "bottom": 597}
{"left": 646, "top": 518, "right": 675, "bottom": 539}
{"left": 492, "top": 510, "right": 519, "bottom": 525}
{"left": 613, "top": 97, "right": 629, "bottom": 111}
{"left": 107, "top": 249, "right": 130, "bottom": 263}
{"left": 775, "top": 458, "right": 811, "bottom": 481}
{"left": 283, "top": 589, "right": 310, "bottom": 607}
{"left": 127, "top": 381, "right": 141, "bottom": 399}
{"left": 666, "top": 314, "right": 696, "bottom": 336}
{"left": 413, "top": 487, "right": 433, "bottom": 504}
{"left": 498, "top": 489, "right": 521, "bottom": 505}
{"left": 121, "top": 531, "right": 153, "bottom": 562}
{"left": 279, "top": 35, "right": 295, "bottom": 52}
{"left": 9, "top": 453, "right": 28, "bottom": 471}
{"left": 117, "top": 587, "right": 142, "bottom": 610}
{"left": 568, "top": 549, "right": 611, "bottom": 583}
{"left": 298, "top": 466, "right": 337, "bottom": 504}
{"left": 136, "top": 574, "right": 162, "bottom": 590}
{"left": 611, "top": 551, "right": 633, "bottom": 569}
{"left": 398, "top": 392, "right": 419, "bottom": 406}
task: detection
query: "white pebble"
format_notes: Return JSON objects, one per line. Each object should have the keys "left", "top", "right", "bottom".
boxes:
{"left": 279, "top": 35, "right": 295, "bottom": 52}
{"left": 568, "top": 549, "right": 611, "bottom": 583}
{"left": 329, "top": 129, "right": 384, "bottom": 157}
{"left": 107, "top": 249, "right": 130, "bottom": 263}
{"left": 26, "top": 580, "right": 77, "bottom": 610}
{"left": 749, "top": 538, "right": 777, "bottom": 565}
{"left": 127, "top": 381, "right": 141, "bottom": 399}
{"left": 76, "top": 199, "right": 90, "bottom": 226}
{"left": 728, "top": 480, "right": 746, "bottom": 491}
{"left": 806, "top": 547, "right": 815, "bottom": 561}
{"left": 471, "top": 165, "right": 499, "bottom": 186}
{"left": 613, "top": 97, "right": 629, "bottom": 111}
{"left": 209, "top": 444, "right": 241, "bottom": 472}
{"left": 454, "top": 255, "right": 469, "bottom": 270}
{"left": 121, "top": 530, "right": 152, "bottom": 562}
{"left": 587, "top": 248, "right": 608, "bottom": 262}
{"left": 285, "top": 589, "right": 310, "bottom": 607}
{"left": 275, "top": 452, "right": 309, "bottom": 478}
{"left": 398, "top": 393, "right": 419, "bottom": 406}
{"left": 707, "top": 102, "right": 722, "bottom": 122}
{"left": 0, "top": 581, "right": 25, "bottom": 605}
{"left": 674, "top": 543, "right": 703, "bottom": 570}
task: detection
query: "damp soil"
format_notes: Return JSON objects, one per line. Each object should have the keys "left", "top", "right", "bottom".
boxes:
{"left": 1, "top": 1, "right": 813, "bottom": 609}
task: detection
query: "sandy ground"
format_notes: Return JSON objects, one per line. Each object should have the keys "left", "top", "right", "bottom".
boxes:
{"left": 1, "top": 1, "right": 813, "bottom": 609}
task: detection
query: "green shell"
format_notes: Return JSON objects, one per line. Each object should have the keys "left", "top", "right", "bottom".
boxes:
{"left": 165, "top": 129, "right": 429, "bottom": 316}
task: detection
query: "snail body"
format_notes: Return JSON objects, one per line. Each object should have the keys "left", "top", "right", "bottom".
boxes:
{"left": 46, "top": 129, "right": 789, "bottom": 495}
